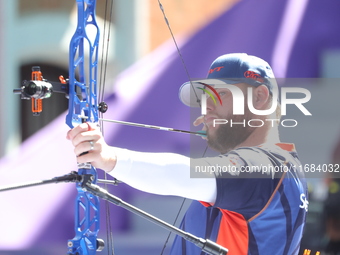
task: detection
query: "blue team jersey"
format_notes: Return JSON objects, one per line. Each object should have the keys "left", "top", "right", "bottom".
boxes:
{"left": 170, "top": 143, "right": 308, "bottom": 255}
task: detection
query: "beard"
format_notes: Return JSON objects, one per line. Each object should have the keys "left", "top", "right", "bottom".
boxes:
{"left": 206, "top": 109, "right": 256, "bottom": 154}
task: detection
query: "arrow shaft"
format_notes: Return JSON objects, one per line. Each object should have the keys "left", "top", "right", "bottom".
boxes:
{"left": 99, "top": 118, "right": 206, "bottom": 137}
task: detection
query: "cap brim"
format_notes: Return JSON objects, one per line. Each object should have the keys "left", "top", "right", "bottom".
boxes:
{"left": 178, "top": 79, "right": 242, "bottom": 107}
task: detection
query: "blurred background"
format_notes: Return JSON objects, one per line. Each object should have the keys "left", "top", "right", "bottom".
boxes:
{"left": 0, "top": 0, "right": 340, "bottom": 254}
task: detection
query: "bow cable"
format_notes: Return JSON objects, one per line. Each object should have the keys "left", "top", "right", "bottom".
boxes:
{"left": 98, "top": 0, "right": 115, "bottom": 254}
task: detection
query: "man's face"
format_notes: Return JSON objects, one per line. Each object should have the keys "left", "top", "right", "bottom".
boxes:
{"left": 203, "top": 83, "right": 256, "bottom": 154}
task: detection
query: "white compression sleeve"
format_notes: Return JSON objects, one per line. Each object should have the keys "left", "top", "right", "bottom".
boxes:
{"left": 109, "top": 148, "right": 217, "bottom": 203}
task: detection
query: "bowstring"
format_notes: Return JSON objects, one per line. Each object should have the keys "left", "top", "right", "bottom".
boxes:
{"left": 157, "top": 0, "right": 201, "bottom": 103}
{"left": 98, "top": 0, "right": 115, "bottom": 254}
{"left": 157, "top": 1, "right": 209, "bottom": 254}
{"left": 99, "top": 0, "right": 114, "bottom": 104}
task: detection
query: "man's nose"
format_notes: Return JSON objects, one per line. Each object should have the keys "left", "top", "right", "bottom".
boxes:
{"left": 206, "top": 96, "right": 215, "bottom": 112}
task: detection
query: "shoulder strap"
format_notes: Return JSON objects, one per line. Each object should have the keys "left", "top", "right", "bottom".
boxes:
{"left": 244, "top": 146, "right": 300, "bottom": 222}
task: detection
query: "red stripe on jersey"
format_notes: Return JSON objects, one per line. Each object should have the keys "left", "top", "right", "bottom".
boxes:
{"left": 200, "top": 202, "right": 248, "bottom": 254}
{"left": 216, "top": 210, "right": 248, "bottom": 255}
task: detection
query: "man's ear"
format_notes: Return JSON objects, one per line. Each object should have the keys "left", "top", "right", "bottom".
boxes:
{"left": 253, "top": 85, "right": 270, "bottom": 109}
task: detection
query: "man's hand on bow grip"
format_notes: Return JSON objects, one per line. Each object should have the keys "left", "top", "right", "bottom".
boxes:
{"left": 66, "top": 123, "right": 117, "bottom": 172}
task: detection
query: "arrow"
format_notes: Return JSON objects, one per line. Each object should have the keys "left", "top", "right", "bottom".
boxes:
{"left": 99, "top": 118, "right": 207, "bottom": 137}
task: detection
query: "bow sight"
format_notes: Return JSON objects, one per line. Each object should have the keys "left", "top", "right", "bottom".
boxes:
{"left": 13, "top": 66, "right": 108, "bottom": 116}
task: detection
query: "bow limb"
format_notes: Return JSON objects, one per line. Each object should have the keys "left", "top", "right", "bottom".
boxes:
{"left": 66, "top": 0, "right": 100, "bottom": 128}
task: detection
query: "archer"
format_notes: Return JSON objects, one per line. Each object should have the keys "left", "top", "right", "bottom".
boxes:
{"left": 67, "top": 53, "right": 308, "bottom": 255}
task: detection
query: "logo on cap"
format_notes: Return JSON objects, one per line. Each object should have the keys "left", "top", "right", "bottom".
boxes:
{"left": 209, "top": 66, "right": 224, "bottom": 74}
{"left": 244, "top": 71, "right": 264, "bottom": 83}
